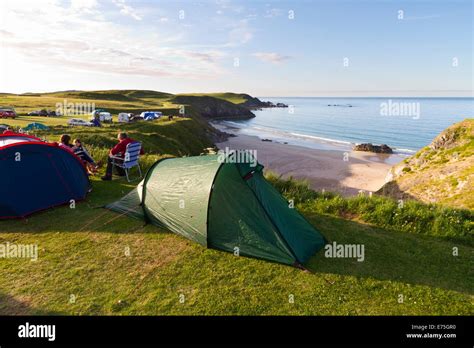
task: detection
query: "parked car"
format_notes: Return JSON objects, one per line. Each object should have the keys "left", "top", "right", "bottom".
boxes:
{"left": 0, "top": 108, "right": 17, "bottom": 119}
{"left": 28, "top": 109, "right": 57, "bottom": 117}
{"left": 68, "top": 118, "right": 94, "bottom": 127}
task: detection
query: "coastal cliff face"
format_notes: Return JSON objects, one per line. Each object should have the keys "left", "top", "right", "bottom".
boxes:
{"left": 170, "top": 95, "right": 255, "bottom": 120}
{"left": 378, "top": 119, "right": 473, "bottom": 209}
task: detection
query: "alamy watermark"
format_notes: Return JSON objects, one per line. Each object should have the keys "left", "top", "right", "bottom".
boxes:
{"left": 324, "top": 241, "right": 365, "bottom": 262}
{"left": 18, "top": 322, "right": 55, "bottom": 341}
{"left": 0, "top": 242, "right": 38, "bottom": 261}
{"left": 55, "top": 99, "right": 95, "bottom": 116}
{"left": 217, "top": 147, "right": 258, "bottom": 167}
{"left": 380, "top": 99, "right": 420, "bottom": 119}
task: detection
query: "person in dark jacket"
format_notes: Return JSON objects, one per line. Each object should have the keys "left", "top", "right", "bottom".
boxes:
{"left": 73, "top": 138, "right": 98, "bottom": 174}
{"left": 101, "top": 132, "right": 143, "bottom": 181}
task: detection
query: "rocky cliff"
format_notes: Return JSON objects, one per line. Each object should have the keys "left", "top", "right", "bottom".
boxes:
{"left": 378, "top": 119, "right": 474, "bottom": 209}
{"left": 170, "top": 95, "right": 255, "bottom": 120}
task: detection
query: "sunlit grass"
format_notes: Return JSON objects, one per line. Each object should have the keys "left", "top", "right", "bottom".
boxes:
{"left": 0, "top": 91, "right": 472, "bottom": 315}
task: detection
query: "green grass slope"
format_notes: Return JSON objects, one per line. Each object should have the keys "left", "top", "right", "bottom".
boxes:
{"left": 0, "top": 91, "right": 472, "bottom": 315}
{"left": 0, "top": 175, "right": 472, "bottom": 315}
{"left": 0, "top": 89, "right": 256, "bottom": 126}
{"left": 379, "top": 119, "right": 474, "bottom": 209}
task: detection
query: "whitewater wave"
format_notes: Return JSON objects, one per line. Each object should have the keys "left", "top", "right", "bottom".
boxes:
{"left": 393, "top": 148, "right": 416, "bottom": 155}
{"left": 288, "top": 132, "right": 352, "bottom": 145}
{"left": 216, "top": 120, "right": 417, "bottom": 155}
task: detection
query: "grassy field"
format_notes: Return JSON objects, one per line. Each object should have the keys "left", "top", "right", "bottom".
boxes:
{"left": 0, "top": 91, "right": 472, "bottom": 315}
{"left": 0, "top": 90, "right": 250, "bottom": 122}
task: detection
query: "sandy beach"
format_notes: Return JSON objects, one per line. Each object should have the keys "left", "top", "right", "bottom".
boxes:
{"left": 216, "top": 129, "right": 405, "bottom": 196}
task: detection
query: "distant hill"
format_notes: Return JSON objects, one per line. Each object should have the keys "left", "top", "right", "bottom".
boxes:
{"left": 378, "top": 119, "right": 474, "bottom": 209}
{"left": 30, "top": 90, "right": 174, "bottom": 102}
{"left": 11, "top": 90, "right": 261, "bottom": 120}
{"left": 170, "top": 95, "right": 255, "bottom": 120}
{"left": 176, "top": 92, "right": 272, "bottom": 108}
{"left": 4, "top": 89, "right": 275, "bottom": 122}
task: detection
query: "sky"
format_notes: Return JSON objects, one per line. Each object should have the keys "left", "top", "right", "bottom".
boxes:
{"left": 0, "top": 0, "right": 472, "bottom": 96}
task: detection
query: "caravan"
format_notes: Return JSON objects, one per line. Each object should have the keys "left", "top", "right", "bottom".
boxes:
{"left": 118, "top": 113, "right": 133, "bottom": 123}
{"left": 91, "top": 109, "right": 113, "bottom": 123}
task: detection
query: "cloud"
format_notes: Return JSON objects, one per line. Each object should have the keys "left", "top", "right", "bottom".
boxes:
{"left": 2, "top": 37, "right": 217, "bottom": 79}
{"left": 216, "top": 0, "right": 244, "bottom": 14}
{"left": 252, "top": 52, "right": 291, "bottom": 64}
{"left": 0, "top": 29, "right": 14, "bottom": 37}
{"left": 113, "top": 0, "right": 142, "bottom": 21}
{"left": 0, "top": 1, "right": 228, "bottom": 80}
{"left": 70, "top": 0, "right": 98, "bottom": 13}
{"left": 264, "top": 8, "right": 283, "bottom": 18}
{"left": 227, "top": 19, "right": 253, "bottom": 46}
{"left": 403, "top": 14, "right": 441, "bottom": 21}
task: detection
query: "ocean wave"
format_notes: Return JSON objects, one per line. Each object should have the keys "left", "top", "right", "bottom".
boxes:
{"left": 288, "top": 132, "right": 352, "bottom": 145}
{"left": 218, "top": 120, "right": 418, "bottom": 155}
{"left": 221, "top": 120, "right": 247, "bottom": 128}
{"left": 393, "top": 148, "right": 416, "bottom": 155}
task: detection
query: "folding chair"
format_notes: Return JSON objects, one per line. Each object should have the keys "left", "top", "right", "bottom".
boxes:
{"left": 111, "top": 142, "right": 143, "bottom": 182}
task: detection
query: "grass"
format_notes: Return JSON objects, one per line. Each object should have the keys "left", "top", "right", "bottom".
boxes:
{"left": 267, "top": 174, "right": 473, "bottom": 245}
{"left": 385, "top": 119, "right": 474, "bottom": 209}
{"left": 0, "top": 90, "right": 246, "bottom": 121}
{"left": 0, "top": 176, "right": 472, "bottom": 315}
{"left": 0, "top": 90, "right": 472, "bottom": 315}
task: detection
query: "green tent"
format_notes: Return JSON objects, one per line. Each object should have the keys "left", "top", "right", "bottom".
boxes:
{"left": 105, "top": 153, "right": 326, "bottom": 266}
{"left": 23, "top": 123, "right": 49, "bottom": 131}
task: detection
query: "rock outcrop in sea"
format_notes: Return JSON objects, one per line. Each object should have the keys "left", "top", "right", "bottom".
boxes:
{"left": 353, "top": 143, "right": 393, "bottom": 154}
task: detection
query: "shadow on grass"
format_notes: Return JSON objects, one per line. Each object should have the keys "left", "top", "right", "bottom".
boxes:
{"left": 0, "top": 178, "right": 151, "bottom": 234}
{"left": 0, "top": 292, "right": 63, "bottom": 315}
{"left": 376, "top": 180, "right": 420, "bottom": 202}
{"left": 305, "top": 213, "right": 472, "bottom": 295}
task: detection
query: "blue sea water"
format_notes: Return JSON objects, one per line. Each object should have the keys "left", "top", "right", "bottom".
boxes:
{"left": 222, "top": 97, "right": 473, "bottom": 155}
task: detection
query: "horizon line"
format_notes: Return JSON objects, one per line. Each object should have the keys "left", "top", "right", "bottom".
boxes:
{"left": 1, "top": 89, "right": 473, "bottom": 99}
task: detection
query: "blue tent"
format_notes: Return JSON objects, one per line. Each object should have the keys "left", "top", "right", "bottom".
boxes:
{"left": 0, "top": 134, "right": 90, "bottom": 219}
{"left": 141, "top": 111, "right": 161, "bottom": 121}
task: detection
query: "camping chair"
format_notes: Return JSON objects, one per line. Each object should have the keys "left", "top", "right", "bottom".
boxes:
{"left": 111, "top": 142, "right": 143, "bottom": 182}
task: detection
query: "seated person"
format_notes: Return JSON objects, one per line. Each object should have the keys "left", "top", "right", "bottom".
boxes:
{"left": 58, "top": 134, "right": 74, "bottom": 153}
{"left": 73, "top": 138, "right": 99, "bottom": 174}
{"left": 2, "top": 127, "right": 16, "bottom": 135}
{"left": 91, "top": 117, "right": 101, "bottom": 127}
{"left": 101, "top": 132, "right": 143, "bottom": 181}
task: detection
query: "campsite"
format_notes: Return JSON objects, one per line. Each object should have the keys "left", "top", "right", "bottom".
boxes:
{"left": 1, "top": 0, "right": 473, "bottom": 344}
{"left": 0, "top": 90, "right": 472, "bottom": 316}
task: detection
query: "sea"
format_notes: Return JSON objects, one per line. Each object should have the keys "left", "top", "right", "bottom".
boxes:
{"left": 217, "top": 97, "right": 473, "bottom": 155}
